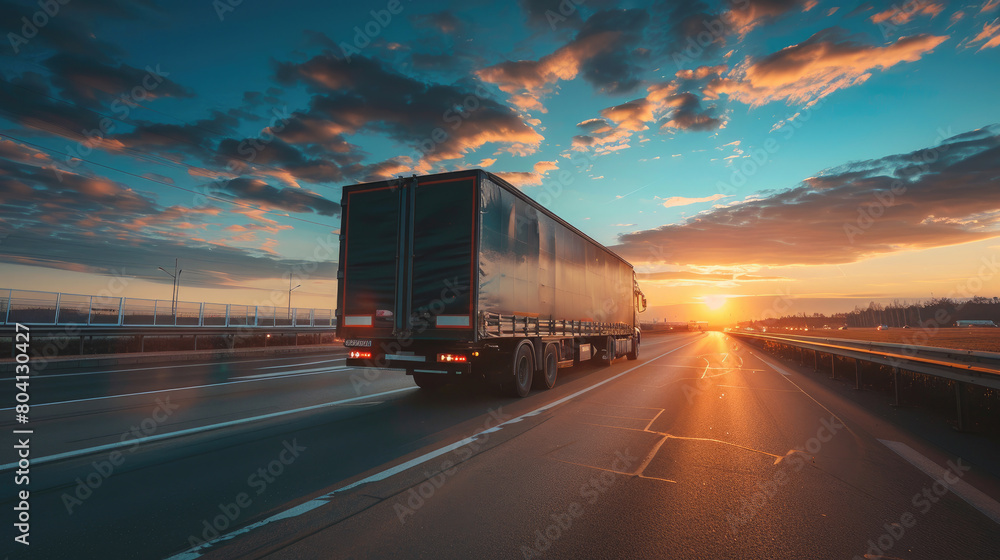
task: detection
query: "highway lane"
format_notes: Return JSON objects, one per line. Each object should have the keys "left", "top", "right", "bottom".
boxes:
{"left": 180, "top": 332, "right": 1000, "bottom": 560}
{"left": 0, "top": 333, "right": 697, "bottom": 559}
{"left": 4, "top": 331, "right": 999, "bottom": 559}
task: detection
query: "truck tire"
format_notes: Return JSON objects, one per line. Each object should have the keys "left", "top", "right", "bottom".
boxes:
{"left": 413, "top": 373, "right": 447, "bottom": 390}
{"left": 533, "top": 344, "right": 558, "bottom": 390}
{"left": 627, "top": 334, "right": 639, "bottom": 360}
{"left": 507, "top": 342, "right": 534, "bottom": 398}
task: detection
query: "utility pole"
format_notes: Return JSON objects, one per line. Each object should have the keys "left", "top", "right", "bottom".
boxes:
{"left": 288, "top": 276, "right": 301, "bottom": 322}
{"left": 158, "top": 259, "right": 182, "bottom": 322}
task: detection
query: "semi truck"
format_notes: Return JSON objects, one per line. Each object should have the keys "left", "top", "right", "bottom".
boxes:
{"left": 336, "top": 169, "right": 646, "bottom": 397}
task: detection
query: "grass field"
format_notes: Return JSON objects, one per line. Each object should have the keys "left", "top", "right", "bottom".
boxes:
{"left": 743, "top": 327, "right": 1000, "bottom": 353}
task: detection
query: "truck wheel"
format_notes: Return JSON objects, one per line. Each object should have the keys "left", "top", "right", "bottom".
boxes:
{"left": 533, "top": 344, "right": 558, "bottom": 390}
{"left": 413, "top": 373, "right": 446, "bottom": 390}
{"left": 600, "top": 336, "right": 615, "bottom": 366}
{"left": 627, "top": 334, "right": 639, "bottom": 360}
{"left": 507, "top": 342, "right": 534, "bottom": 398}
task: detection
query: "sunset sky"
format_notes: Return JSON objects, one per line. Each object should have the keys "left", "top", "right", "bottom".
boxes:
{"left": 1, "top": 0, "right": 999, "bottom": 322}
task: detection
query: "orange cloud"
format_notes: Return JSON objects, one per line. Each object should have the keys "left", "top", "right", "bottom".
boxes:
{"left": 970, "top": 19, "right": 1000, "bottom": 50}
{"left": 493, "top": 160, "right": 560, "bottom": 187}
{"left": 660, "top": 193, "right": 731, "bottom": 209}
{"left": 709, "top": 29, "right": 948, "bottom": 107}
{"left": 476, "top": 32, "right": 617, "bottom": 94}
{"left": 614, "top": 126, "right": 1000, "bottom": 267}
{"left": 871, "top": 2, "right": 944, "bottom": 25}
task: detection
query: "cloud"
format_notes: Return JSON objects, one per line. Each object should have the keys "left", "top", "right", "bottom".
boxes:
{"left": 569, "top": 77, "right": 724, "bottom": 157}
{"left": 492, "top": 160, "right": 560, "bottom": 187}
{"left": 969, "top": 18, "right": 1000, "bottom": 50}
{"left": 726, "top": 0, "right": 809, "bottom": 36}
{"left": 660, "top": 193, "right": 731, "bottom": 209}
{"left": 217, "top": 178, "right": 341, "bottom": 217}
{"left": 43, "top": 54, "right": 195, "bottom": 108}
{"left": 0, "top": 144, "right": 329, "bottom": 286}
{"left": 517, "top": 0, "right": 618, "bottom": 29}
{"left": 657, "top": 92, "right": 725, "bottom": 131}
{"left": 613, "top": 125, "right": 1000, "bottom": 267}
{"left": 871, "top": 2, "right": 944, "bottom": 25}
{"left": 637, "top": 270, "right": 787, "bottom": 282}
{"left": 477, "top": 8, "right": 650, "bottom": 99}
{"left": 708, "top": 28, "right": 948, "bottom": 107}
{"left": 410, "top": 10, "right": 464, "bottom": 34}
{"left": 214, "top": 136, "right": 344, "bottom": 185}
{"left": 276, "top": 54, "right": 543, "bottom": 162}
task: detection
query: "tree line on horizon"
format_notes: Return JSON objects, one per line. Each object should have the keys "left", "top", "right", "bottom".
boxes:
{"left": 739, "top": 297, "right": 1000, "bottom": 329}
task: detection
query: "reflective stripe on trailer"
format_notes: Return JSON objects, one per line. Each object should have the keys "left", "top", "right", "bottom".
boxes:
{"left": 436, "top": 315, "right": 471, "bottom": 328}
{"left": 343, "top": 315, "right": 374, "bottom": 327}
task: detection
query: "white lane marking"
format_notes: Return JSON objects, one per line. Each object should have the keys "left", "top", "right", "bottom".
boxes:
{"left": 255, "top": 358, "right": 346, "bottom": 370}
{"left": 165, "top": 336, "right": 703, "bottom": 560}
{"left": 762, "top": 359, "right": 793, "bottom": 376}
{"left": 734, "top": 343, "right": 859, "bottom": 440}
{"left": 234, "top": 366, "right": 348, "bottom": 380}
{"left": 0, "top": 387, "right": 417, "bottom": 472}
{"left": 0, "top": 352, "right": 348, "bottom": 380}
{"left": 0, "top": 368, "right": 356, "bottom": 411}
{"left": 880, "top": 440, "right": 1000, "bottom": 525}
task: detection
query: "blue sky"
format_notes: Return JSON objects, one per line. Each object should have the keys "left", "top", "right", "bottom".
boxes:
{"left": 1, "top": 0, "right": 999, "bottom": 321}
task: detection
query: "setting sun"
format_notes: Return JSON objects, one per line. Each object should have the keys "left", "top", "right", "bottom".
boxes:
{"left": 702, "top": 294, "right": 729, "bottom": 311}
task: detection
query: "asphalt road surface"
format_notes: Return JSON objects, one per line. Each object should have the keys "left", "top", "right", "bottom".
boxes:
{"left": 3, "top": 332, "right": 999, "bottom": 560}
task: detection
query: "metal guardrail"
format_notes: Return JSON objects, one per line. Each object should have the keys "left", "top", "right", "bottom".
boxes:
{"left": 729, "top": 332, "right": 1000, "bottom": 390}
{"left": 764, "top": 334, "right": 1000, "bottom": 369}
{"left": 0, "top": 288, "right": 336, "bottom": 328}
{"left": 728, "top": 332, "right": 1000, "bottom": 431}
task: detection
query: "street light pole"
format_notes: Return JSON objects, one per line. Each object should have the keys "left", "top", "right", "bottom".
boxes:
{"left": 158, "top": 258, "right": 182, "bottom": 322}
{"left": 288, "top": 278, "right": 301, "bottom": 322}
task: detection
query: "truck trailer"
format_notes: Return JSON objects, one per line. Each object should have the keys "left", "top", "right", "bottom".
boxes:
{"left": 336, "top": 169, "right": 646, "bottom": 397}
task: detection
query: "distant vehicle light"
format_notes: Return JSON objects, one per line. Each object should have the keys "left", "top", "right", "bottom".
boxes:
{"left": 349, "top": 350, "right": 372, "bottom": 359}
{"left": 376, "top": 309, "right": 394, "bottom": 317}
{"left": 437, "top": 353, "right": 467, "bottom": 363}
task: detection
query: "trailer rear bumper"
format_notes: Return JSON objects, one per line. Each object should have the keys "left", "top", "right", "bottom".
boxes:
{"left": 345, "top": 356, "right": 473, "bottom": 375}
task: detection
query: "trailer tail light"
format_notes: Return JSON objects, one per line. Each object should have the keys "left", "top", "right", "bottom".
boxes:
{"left": 349, "top": 350, "right": 372, "bottom": 359}
{"left": 437, "top": 353, "right": 467, "bottom": 363}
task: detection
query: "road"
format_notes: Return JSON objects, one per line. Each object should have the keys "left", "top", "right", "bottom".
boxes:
{"left": 2, "top": 332, "right": 999, "bottom": 559}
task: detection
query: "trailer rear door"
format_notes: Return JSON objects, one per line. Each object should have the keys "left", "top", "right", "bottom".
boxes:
{"left": 339, "top": 174, "right": 477, "bottom": 340}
